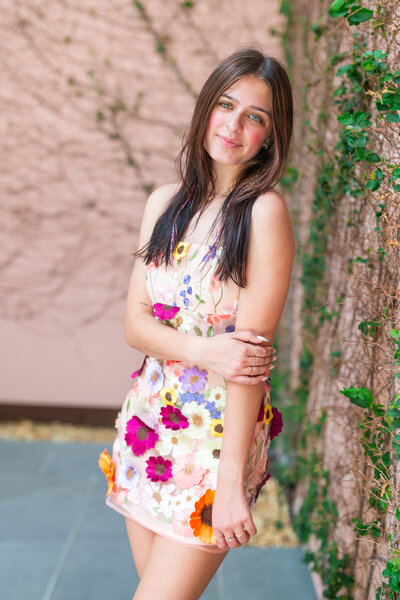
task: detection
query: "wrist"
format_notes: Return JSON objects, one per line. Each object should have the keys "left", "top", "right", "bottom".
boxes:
{"left": 217, "top": 459, "right": 246, "bottom": 487}
{"left": 185, "top": 335, "right": 207, "bottom": 366}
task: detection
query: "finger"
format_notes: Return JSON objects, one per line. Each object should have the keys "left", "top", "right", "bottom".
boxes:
{"left": 229, "top": 373, "right": 272, "bottom": 385}
{"left": 223, "top": 532, "right": 241, "bottom": 549}
{"left": 234, "top": 529, "right": 250, "bottom": 545}
{"left": 213, "top": 531, "right": 228, "bottom": 551}
{"left": 231, "top": 330, "right": 270, "bottom": 345}
{"left": 243, "top": 516, "right": 257, "bottom": 537}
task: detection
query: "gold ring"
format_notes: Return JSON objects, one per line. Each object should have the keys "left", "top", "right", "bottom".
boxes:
{"left": 252, "top": 355, "right": 256, "bottom": 367}
{"left": 236, "top": 530, "right": 247, "bottom": 538}
{"left": 250, "top": 365, "right": 254, "bottom": 375}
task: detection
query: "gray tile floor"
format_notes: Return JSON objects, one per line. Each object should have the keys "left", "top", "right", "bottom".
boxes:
{"left": 0, "top": 440, "right": 317, "bottom": 600}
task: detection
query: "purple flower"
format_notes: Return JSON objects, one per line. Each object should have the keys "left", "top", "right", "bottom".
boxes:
{"left": 202, "top": 244, "right": 217, "bottom": 262}
{"left": 183, "top": 274, "right": 191, "bottom": 285}
{"left": 125, "top": 416, "right": 159, "bottom": 456}
{"left": 225, "top": 324, "right": 235, "bottom": 333}
{"left": 179, "top": 367, "right": 207, "bottom": 393}
{"left": 205, "top": 400, "right": 221, "bottom": 419}
{"left": 146, "top": 361, "right": 164, "bottom": 393}
{"left": 180, "top": 392, "right": 204, "bottom": 405}
{"left": 160, "top": 405, "right": 189, "bottom": 430}
{"left": 145, "top": 456, "right": 173, "bottom": 483}
{"left": 153, "top": 303, "right": 180, "bottom": 321}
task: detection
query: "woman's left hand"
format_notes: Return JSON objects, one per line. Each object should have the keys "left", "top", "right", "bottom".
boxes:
{"left": 212, "top": 479, "right": 257, "bottom": 550}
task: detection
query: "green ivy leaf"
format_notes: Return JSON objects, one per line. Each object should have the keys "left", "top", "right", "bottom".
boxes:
{"left": 390, "top": 329, "right": 400, "bottom": 339}
{"left": 206, "top": 325, "right": 214, "bottom": 337}
{"left": 328, "top": 0, "right": 348, "bottom": 19}
{"left": 348, "top": 7, "right": 373, "bottom": 25}
{"left": 340, "top": 386, "right": 373, "bottom": 408}
{"left": 193, "top": 326, "right": 202, "bottom": 336}
{"left": 367, "top": 152, "right": 380, "bottom": 163}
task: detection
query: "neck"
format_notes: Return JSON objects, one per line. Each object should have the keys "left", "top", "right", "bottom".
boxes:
{"left": 212, "top": 161, "right": 240, "bottom": 196}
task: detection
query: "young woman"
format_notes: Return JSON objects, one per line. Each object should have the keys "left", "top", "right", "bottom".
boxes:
{"left": 99, "top": 47, "right": 295, "bottom": 600}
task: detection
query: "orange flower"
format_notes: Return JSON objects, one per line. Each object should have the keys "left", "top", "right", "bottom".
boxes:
{"left": 206, "top": 313, "right": 230, "bottom": 325}
{"left": 98, "top": 449, "right": 116, "bottom": 496}
{"left": 189, "top": 489, "right": 216, "bottom": 544}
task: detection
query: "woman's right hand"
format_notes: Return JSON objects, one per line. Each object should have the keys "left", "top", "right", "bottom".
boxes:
{"left": 195, "top": 330, "right": 276, "bottom": 384}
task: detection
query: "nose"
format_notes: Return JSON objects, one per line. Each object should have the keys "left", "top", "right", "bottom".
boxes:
{"left": 226, "top": 111, "right": 242, "bottom": 133}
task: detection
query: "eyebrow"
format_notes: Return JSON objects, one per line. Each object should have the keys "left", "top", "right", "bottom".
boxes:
{"left": 222, "top": 93, "right": 272, "bottom": 117}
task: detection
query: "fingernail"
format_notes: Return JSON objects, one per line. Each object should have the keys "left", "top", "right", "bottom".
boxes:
{"left": 257, "top": 335, "right": 269, "bottom": 341}
{"left": 262, "top": 376, "right": 269, "bottom": 381}
{"left": 272, "top": 356, "right": 277, "bottom": 361}
{"left": 270, "top": 365, "right": 276, "bottom": 370}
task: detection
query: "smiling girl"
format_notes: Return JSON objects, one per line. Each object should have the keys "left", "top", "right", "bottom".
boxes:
{"left": 99, "top": 47, "right": 295, "bottom": 600}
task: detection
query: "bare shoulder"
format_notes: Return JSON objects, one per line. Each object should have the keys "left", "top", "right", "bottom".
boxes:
{"left": 250, "top": 188, "right": 295, "bottom": 252}
{"left": 145, "top": 182, "right": 180, "bottom": 218}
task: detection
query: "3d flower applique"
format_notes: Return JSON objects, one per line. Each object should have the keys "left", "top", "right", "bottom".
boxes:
{"left": 160, "top": 386, "right": 178, "bottom": 406}
{"left": 156, "top": 429, "right": 192, "bottom": 458}
{"left": 173, "top": 241, "right": 190, "bottom": 260}
{"left": 208, "top": 387, "right": 226, "bottom": 412}
{"left": 125, "top": 416, "right": 159, "bottom": 456}
{"left": 182, "top": 402, "right": 211, "bottom": 439}
{"left": 172, "top": 509, "right": 194, "bottom": 538}
{"left": 160, "top": 405, "right": 189, "bottom": 431}
{"left": 204, "top": 400, "right": 221, "bottom": 419}
{"left": 172, "top": 452, "right": 206, "bottom": 488}
{"left": 270, "top": 406, "right": 283, "bottom": 440}
{"left": 98, "top": 449, "right": 116, "bottom": 496}
{"left": 194, "top": 439, "right": 222, "bottom": 472}
{"left": 146, "top": 361, "right": 164, "bottom": 393}
{"left": 119, "top": 458, "right": 140, "bottom": 489}
{"left": 179, "top": 366, "right": 207, "bottom": 393}
{"left": 175, "top": 310, "right": 193, "bottom": 333}
{"left": 263, "top": 402, "right": 274, "bottom": 426}
{"left": 190, "top": 489, "right": 216, "bottom": 544}
{"left": 179, "top": 391, "right": 205, "bottom": 406}
{"left": 145, "top": 456, "right": 173, "bottom": 483}
{"left": 153, "top": 303, "right": 180, "bottom": 321}
{"left": 209, "top": 419, "right": 224, "bottom": 438}
{"left": 142, "top": 481, "right": 175, "bottom": 518}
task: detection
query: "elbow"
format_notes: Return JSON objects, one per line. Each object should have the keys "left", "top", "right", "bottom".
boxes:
{"left": 124, "top": 319, "right": 138, "bottom": 349}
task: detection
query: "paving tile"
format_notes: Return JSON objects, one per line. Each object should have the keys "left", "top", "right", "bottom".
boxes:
{"left": 0, "top": 540, "right": 63, "bottom": 600}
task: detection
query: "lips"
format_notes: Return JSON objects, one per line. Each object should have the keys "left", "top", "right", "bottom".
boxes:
{"left": 217, "top": 134, "right": 241, "bottom": 148}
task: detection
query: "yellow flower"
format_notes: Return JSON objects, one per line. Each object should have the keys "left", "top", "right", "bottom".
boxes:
{"left": 172, "top": 241, "right": 190, "bottom": 260}
{"left": 190, "top": 489, "right": 216, "bottom": 544}
{"left": 263, "top": 402, "right": 273, "bottom": 426}
{"left": 160, "top": 386, "right": 178, "bottom": 406}
{"left": 209, "top": 419, "right": 224, "bottom": 437}
{"left": 98, "top": 449, "right": 116, "bottom": 496}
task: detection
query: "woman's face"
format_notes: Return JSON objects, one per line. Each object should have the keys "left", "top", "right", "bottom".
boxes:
{"left": 204, "top": 74, "right": 273, "bottom": 168}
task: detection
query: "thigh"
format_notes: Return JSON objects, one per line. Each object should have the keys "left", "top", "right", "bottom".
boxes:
{"left": 133, "top": 534, "right": 228, "bottom": 600}
{"left": 125, "top": 517, "right": 156, "bottom": 578}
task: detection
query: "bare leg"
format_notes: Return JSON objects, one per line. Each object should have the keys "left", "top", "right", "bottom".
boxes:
{"left": 132, "top": 534, "right": 228, "bottom": 600}
{"left": 125, "top": 517, "right": 156, "bottom": 578}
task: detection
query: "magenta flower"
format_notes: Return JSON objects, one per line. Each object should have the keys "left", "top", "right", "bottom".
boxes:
{"left": 179, "top": 366, "right": 207, "bottom": 393}
{"left": 145, "top": 455, "right": 173, "bottom": 482}
{"left": 153, "top": 303, "right": 180, "bottom": 321}
{"left": 270, "top": 406, "right": 283, "bottom": 440}
{"left": 160, "top": 405, "right": 189, "bottom": 431}
{"left": 125, "top": 416, "right": 159, "bottom": 456}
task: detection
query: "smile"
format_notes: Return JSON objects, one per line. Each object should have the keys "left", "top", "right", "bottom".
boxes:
{"left": 216, "top": 135, "right": 241, "bottom": 148}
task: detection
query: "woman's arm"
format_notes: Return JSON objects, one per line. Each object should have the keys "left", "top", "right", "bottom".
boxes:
{"left": 124, "top": 185, "right": 275, "bottom": 385}
{"left": 212, "top": 189, "right": 296, "bottom": 550}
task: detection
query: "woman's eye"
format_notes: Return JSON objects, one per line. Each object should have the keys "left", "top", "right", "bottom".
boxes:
{"left": 218, "top": 101, "right": 232, "bottom": 109}
{"left": 249, "top": 113, "right": 263, "bottom": 124}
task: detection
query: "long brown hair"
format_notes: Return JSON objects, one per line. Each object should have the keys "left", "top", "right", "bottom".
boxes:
{"left": 137, "top": 47, "right": 293, "bottom": 287}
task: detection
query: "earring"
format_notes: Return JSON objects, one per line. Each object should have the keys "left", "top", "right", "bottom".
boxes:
{"left": 263, "top": 141, "right": 269, "bottom": 149}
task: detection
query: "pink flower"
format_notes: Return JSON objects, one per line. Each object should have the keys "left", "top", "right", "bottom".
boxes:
{"left": 172, "top": 509, "right": 193, "bottom": 538}
{"left": 145, "top": 456, "right": 173, "bottom": 482}
{"left": 172, "top": 453, "right": 206, "bottom": 489}
{"left": 125, "top": 416, "right": 159, "bottom": 456}
{"left": 160, "top": 405, "right": 189, "bottom": 430}
{"left": 206, "top": 313, "right": 230, "bottom": 325}
{"left": 270, "top": 406, "right": 283, "bottom": 440}
{"left": 210, "top": 274, "right": 222, "bottom": 293}
{"left": 179, "top": 366, "right": 207, "bottom": 393}
{"left": 153, "top": 303, "right": 180, "bottom": 321}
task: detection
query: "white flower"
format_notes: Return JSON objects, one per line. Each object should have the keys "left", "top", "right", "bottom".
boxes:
{"left": 180, "top": 402, "right": 210, "bottom": 439}
{"left": 127, "top": 487, "right": 142, "bottom": 505}
{"left": 119, "top": 458, "right": 140, "bottom": 489}
{"left": 170, "top": 489, "right": 199, "bottom": 513}
{"left": 194, "top": 439, "right": 222, "bottom": 472}
{"left": 146, "top": 360, "right": 164, "bottom": 393}
{"left": 156, "top": 429, "right": 192, "bottom": 458}
{"left": 174, "top": 310, "right": 193, "bottom": 333}
{"left": 208, "top": 387, "right": 226, "bottom": 412}
{"left": 142, "top": 482, "right": 175, "bottom": 518}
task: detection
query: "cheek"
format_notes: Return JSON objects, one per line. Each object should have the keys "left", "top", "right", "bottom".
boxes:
{"left": 206, "top": 109, "right": 225, "bottom": 133}
{"left": 246, "top": 128, "right": 266, "bottom": 149}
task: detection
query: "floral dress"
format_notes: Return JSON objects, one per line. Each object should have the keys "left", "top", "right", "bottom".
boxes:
{"left": 99, "top": 240, "right": 283, "bottom": 553}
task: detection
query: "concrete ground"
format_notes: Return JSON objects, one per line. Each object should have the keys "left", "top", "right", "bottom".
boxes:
{"left": 0, "top": 440, "right": 317, "bottom": 600}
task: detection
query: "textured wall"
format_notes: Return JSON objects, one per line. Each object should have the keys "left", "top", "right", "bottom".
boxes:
{"left": 1, "top": 1, "right": 284, "bottom": 407}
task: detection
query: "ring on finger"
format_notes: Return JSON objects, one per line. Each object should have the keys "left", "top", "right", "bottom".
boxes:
{"left": 249, "top": 364, "right": 254, "bottom": 375}
{"left": 225, "top": 536, "right": 235, "bottom": 542}
{"left": 252, "top": 355, "right": 256, "bottom": 367}
{"left": 235, "top": 530, "right": 247, "bottom": 539}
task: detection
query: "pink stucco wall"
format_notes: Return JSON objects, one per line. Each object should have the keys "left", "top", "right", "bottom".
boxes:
{"left": 1, "top": 1, "right": 284, "bottom": 408}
